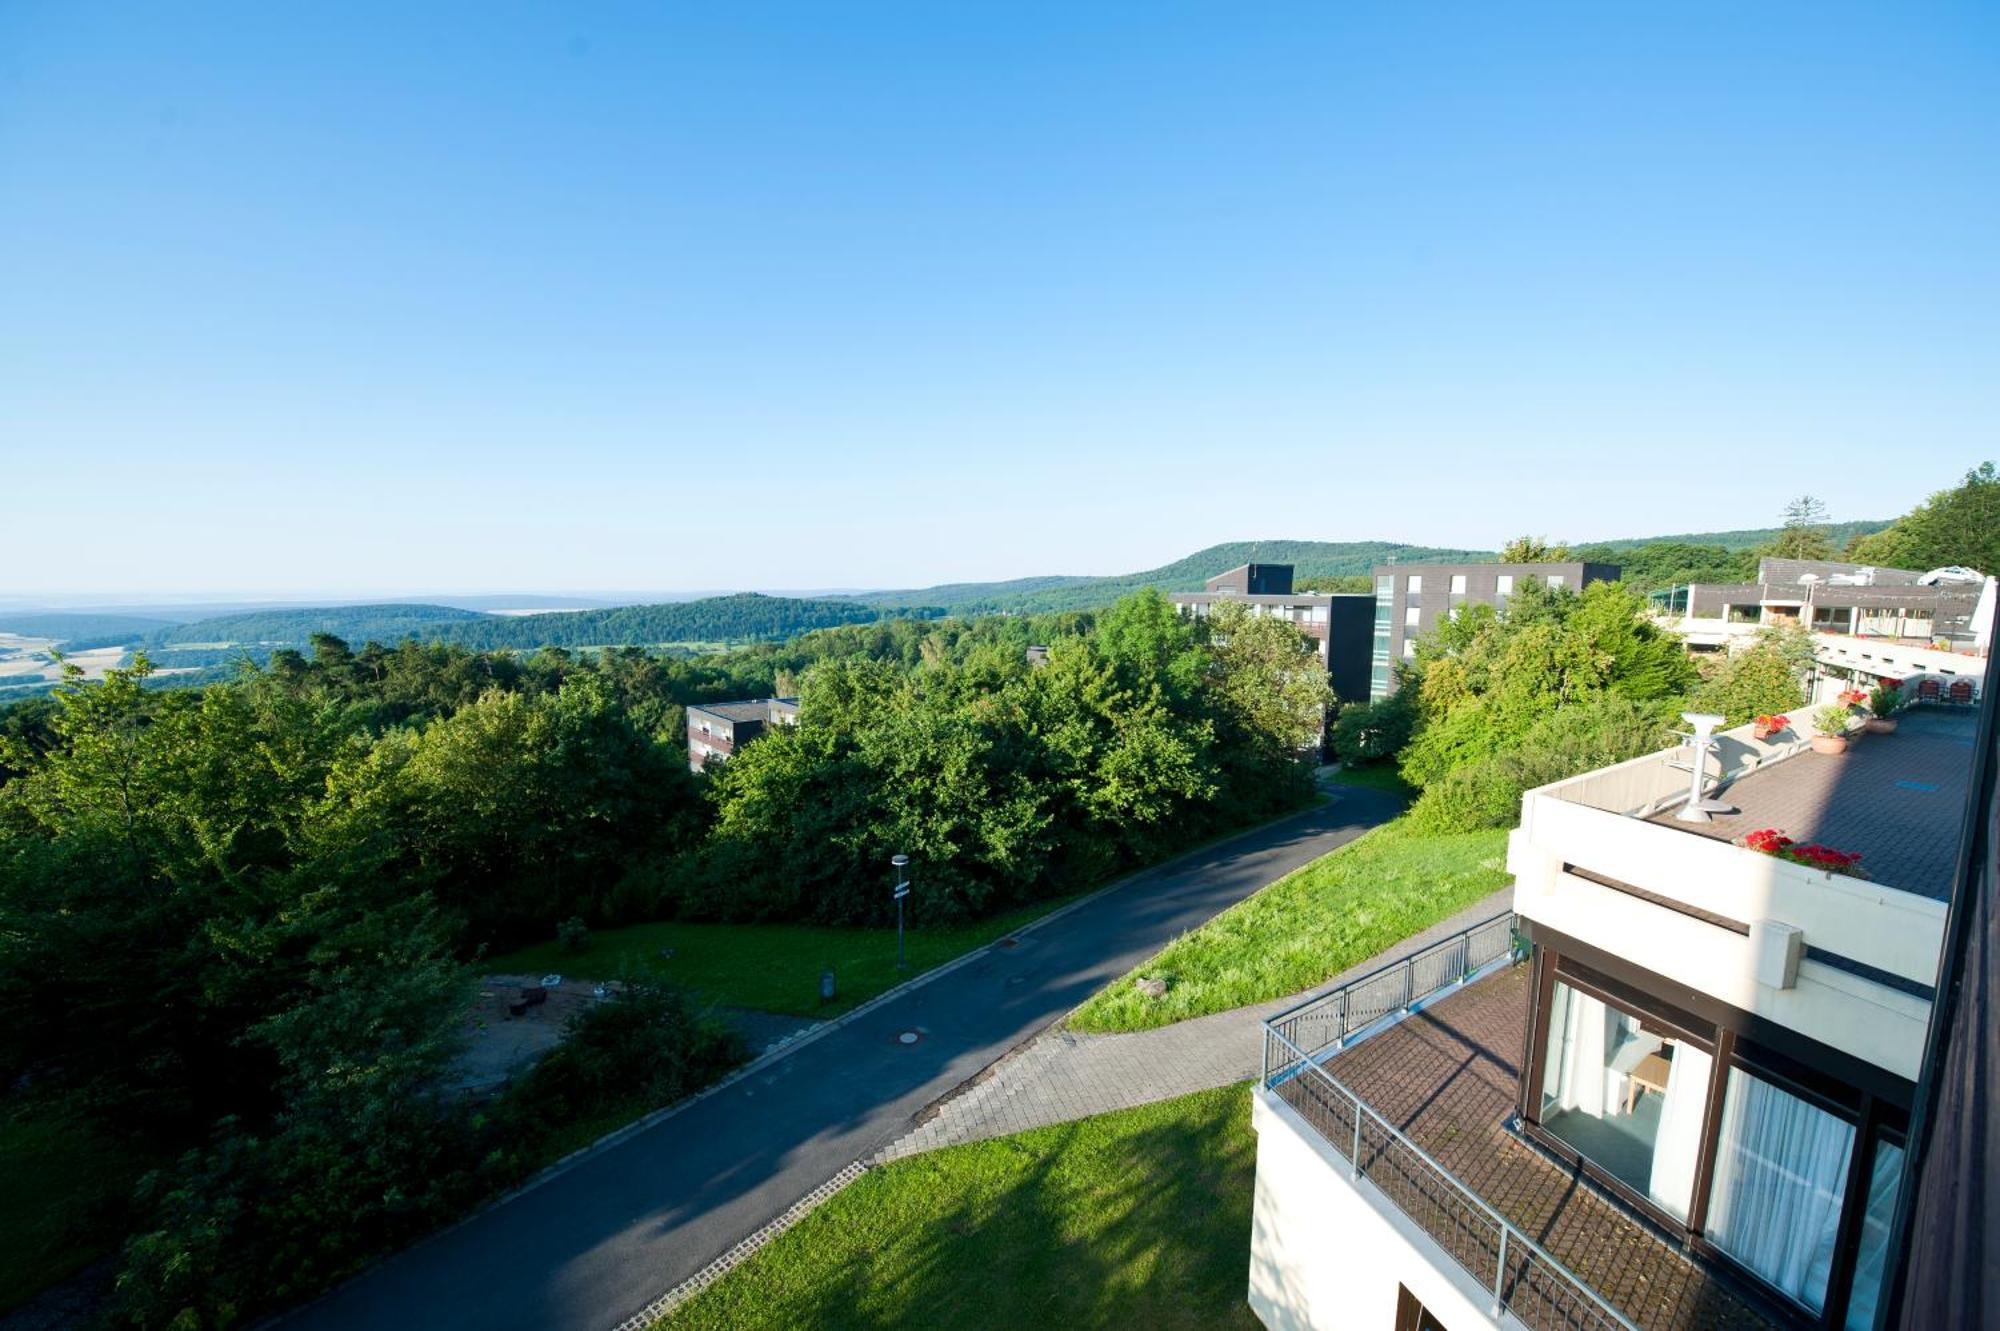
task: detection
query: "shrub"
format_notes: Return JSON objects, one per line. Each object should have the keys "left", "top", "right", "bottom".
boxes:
{"left": 499, "top": 979, "right": 744, "bottom": 1127}
{"left": 557, "top": 916, "right": 591, "bottom": 953}
{"left": 1406, "top": 695, "right": 1673, "bottom": 834}
{"left": 1812, "top": 703, "right": 1853, "bottom": 737}
{"left": 1329, "top": 693, "right": 1416, "bottom": 766}
{"left": 1739, "top": 828, "right": 1868, "bottom": 878}
{"left": 1868, "top": 682, "right": 1902, "bottom": 718}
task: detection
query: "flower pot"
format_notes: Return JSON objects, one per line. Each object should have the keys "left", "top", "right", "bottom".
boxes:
{"left": 1751, "top": 725, "right": 1776, "bottom": 741}
{"left": 1865, "top": 717, "right": 1898, "bottom": 734}
{"left": 1810, "top": 734, "right": 1849, "bottom": 755}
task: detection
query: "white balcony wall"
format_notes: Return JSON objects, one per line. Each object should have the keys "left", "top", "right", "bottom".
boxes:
{"left": 1248, "top": 1088, "right": 1517, "bottom": 1331}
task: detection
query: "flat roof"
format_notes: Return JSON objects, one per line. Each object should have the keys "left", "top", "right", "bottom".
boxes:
{"left": 1647, "top": 706, "right": 1975, "bottom": 901}
{"left": 1291, "top": 966, "right": 1777, "bottom": 1330}
{"left": 687, "top": 697, "right": 798, "bottom": 724}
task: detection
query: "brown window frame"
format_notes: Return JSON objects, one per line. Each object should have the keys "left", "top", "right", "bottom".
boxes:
{"left": 1519, "top": 935, "right": 1914, "bottom": 1329}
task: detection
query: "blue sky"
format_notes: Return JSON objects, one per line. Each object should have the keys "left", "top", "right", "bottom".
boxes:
{"left": 2, "top": 2, "right": 1995, "bottom": 597}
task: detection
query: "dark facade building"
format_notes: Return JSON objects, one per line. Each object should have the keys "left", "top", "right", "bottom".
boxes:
{"left": 1168, "top": 563, "right": 1374, "bottom": 708}
{"left": 1368, "top": 559, "right": 1622, "bottom": 698}
{"left": 685, "top": 696, "right": 800, "bottom": 772}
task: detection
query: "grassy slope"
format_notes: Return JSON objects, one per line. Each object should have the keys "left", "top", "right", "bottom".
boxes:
{"left": 656, "top": 1083, "right": 1261, "bottom": 1331}
{"left": 0, "top": 1107, "right": 154, "bottom": 1311}
{"left": 1067, "top": 819, "right": 1510, "bottom": 1033}
{"left": 1325, "top": 761, "right": 1416, "bottom": 797}
{"left": 483, "top": 895, "right": 1079, "bottom": 1016}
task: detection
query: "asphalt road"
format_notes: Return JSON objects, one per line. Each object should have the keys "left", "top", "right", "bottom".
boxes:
{"left": 284, "top": 786, "right": 1403, "bottom": 1331}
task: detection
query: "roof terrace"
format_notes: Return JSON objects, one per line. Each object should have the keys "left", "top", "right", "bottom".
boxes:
{"left": 1645, "top": 707, "right": 1975, "bottom": 901}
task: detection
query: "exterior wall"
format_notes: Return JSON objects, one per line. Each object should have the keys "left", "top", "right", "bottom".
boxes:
{"left": 1208, "top": 563, "right": 1297, "bottom": 596}
{"left": 1368, "top": 562, "right": 1621, "bottom": 699}
{"left": 1324, "top": 595, "right": 1375, "bottom": 707}
{"left": 1248, "top": 1087, "right": 1515, "bottom": 1331}
{"left": 1508, "top": 747, "right": 1947, "bottom": 1080}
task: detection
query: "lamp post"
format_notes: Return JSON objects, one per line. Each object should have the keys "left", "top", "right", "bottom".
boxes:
{"left": 890, "top": 854, "right": 911, "bottom": 971}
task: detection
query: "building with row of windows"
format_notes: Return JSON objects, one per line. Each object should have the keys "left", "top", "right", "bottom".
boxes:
{"left": 684, "top": 696, "right": 799, "bottom": 772}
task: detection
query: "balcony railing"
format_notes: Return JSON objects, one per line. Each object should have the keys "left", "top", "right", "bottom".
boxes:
{"left": 1259, "top": 915, "right": 1640, "bottom": 1331}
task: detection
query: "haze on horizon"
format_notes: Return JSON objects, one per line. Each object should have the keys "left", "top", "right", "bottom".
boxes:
{"left": 4, "top": 2, "right": 1996, "bottom": 599}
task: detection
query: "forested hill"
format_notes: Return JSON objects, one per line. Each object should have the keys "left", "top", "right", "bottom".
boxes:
{"left": 860, "top": 541, "right": 1491, "bottom": 614}
{"left": 0, "top": 611, "right": 178, "bottom": 641}
{"left": 425, "top": 594, "right": 929, "bottom": 650}
{"left": 153, "top": 603, "right": 486, "bottom": 647}
{"left": 1576, "top": 520, "right": 1890, "bottom": 553}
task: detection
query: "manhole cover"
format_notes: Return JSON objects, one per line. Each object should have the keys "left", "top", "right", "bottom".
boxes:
{"left": 897, "top": 1030, "right": 922, "bottom": 1046}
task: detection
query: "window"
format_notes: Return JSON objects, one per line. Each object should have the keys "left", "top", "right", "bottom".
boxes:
{"left": 1404, "top": 605, "right": 1421, "bottom": 628}
{"left": 1395, "top": 1285, "right": 1452, "bottom": 1331}
{"left": 1375, "top": 575, "right": 1393, "bottom": 595}
{"left": 1728, "top": 604, "right": 1762, "bottom": 624}
{"left": 1403, "top": 640, "right": 1416, "bottom": 657}
{"left": 1310, "top": 605, "right": 1329, "bottom": 624}
{"left": 1496, "top": 574, "right": 1513, "bottom": 596}
{"left": 1406, "top": 574, "right": 1423, "bottom": 594}
{"left": 1538, "top": 980, "right": 1714, "bottom": 1220}
{"left": 1842, "top": 1136, "right": 1905, "bottom": 1330}
{"left": 1449, "top": 574, "right": 1467, "bottom": 594}
{"left": 1704, "top": 1066, "right": 1856, "bottom": 1313}
{"left": 1548, "top": 574, "right": 1567, "bottom": 588}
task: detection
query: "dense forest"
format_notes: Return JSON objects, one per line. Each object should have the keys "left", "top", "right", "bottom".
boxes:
{"left": 426, "top": 592, "right": 929, "bottom": 650}
{"left": 0, "top": 591, "right": 1327, "bottom": 1329}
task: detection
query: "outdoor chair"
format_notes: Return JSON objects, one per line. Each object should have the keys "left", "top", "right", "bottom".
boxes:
{"left": 1949, "top": 679, "right": 1974, "bottom": 705}
{"left": 1917, "top": 678, "right": 1941, "bottom": 703}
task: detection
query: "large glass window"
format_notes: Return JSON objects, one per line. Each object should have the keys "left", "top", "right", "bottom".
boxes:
{"left": 1704, "top": 1067, "right": 1856, "bottom": 1313}
{"left": 1538, "top": 981, "right": 1713, "bottom": 1220}
{"left": 1496, "top": 575, "right": 1513, "bottom": 596}
{"left": 1406, "top": 574, "right": 1423, "bottom": 594}
{"left": 1841, "top": 1136, "right": 1904, "bottom": 1330}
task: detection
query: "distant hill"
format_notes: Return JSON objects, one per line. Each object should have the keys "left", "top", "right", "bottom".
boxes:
{"left": 1577, "top": 520, "right": 1890, "bottom": 553}
{"left": 0, "top": 612, "right": 177, "bottom": 642}
{"left": 117, "top": 593, "right": 933, "bottom": 656}
{"left": 861, "top": 541, "right": 1493, "bottom": 614}
{"left": 154, "top": 604, "right": 487, "bottom": 647}
{"left": 426, "top": 593, "right": 929, "bottom": 650}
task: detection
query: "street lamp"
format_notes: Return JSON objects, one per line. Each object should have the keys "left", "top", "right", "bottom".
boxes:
{"left": 890, "top": 854, "right": 911, "bottom": 971}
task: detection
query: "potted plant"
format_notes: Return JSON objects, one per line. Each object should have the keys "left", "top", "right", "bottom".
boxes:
{"left": 1811, "top": 702, "right": 1853, "bottom": 754}
{"left": 1751, "top": 713, "right": 1791, "bottom": 741}
{"left": 1738, "top": 828, "right": 1869, "bottom": 879}
{"left": 1865, "top": 681, "right": 1902, "bottom": 734}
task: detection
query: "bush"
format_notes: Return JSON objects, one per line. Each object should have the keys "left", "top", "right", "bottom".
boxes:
{"left": 1869, "top": 682, "right": 1902, "bottom": 719}
{"left": 557, "top": 916, "right": 591, "bottom": 953}
{"left": 499, "top": 980, "right": 744, "bottom": 1127}
{"left": 1812, "top": 703, "right": 1852, "bottom": 737}
{"left": 1329, "top": 693, "right": 1415, "bottom": 766}
{"left": 1407, "top": 696, "right": 1674, "bottom": 833}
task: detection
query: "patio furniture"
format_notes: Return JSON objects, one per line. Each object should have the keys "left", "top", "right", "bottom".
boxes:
{"left": 1917, "top": 678, "right": 1941, "bottom": 703}
{"left": 1949, "top": 679, "right": 1974, "bottom": 705}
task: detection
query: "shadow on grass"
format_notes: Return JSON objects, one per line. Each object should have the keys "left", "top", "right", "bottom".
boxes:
{"left": 661, "top": 1085, "right": 1264, "bottom": 1331}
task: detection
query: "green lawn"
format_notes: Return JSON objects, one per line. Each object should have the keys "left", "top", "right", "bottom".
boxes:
{"left": 0, "top": 1105, "right": 154, "bottom": 1311}
{"left": 655, "top": 1083, "right": 1261, "bottom": 1331}
{"left": 1067, "top": 819, "right": 1510, "bottom": 1033}
{"left": 484, "top": 896, "right": 1080, "bottom": 1017}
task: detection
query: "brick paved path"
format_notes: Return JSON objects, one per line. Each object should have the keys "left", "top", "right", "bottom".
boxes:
{"left": 878, "top": 885, "right": 1514, "bottom": 1161}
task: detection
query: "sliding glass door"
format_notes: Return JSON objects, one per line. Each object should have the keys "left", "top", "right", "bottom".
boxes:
{"left": 1537, "top": 979, "right": 1714, "bottom": 1220}
{"left": 1703, "top": 1067, "right": 1857, "bottom": 1314}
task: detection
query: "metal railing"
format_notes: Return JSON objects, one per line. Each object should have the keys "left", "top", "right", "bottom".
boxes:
{"left": 1258, "top": 915, "right": 1641, "bottom": 1331}
{"left": 1262, "top": 912, "right": 1519, "bottom": 1084}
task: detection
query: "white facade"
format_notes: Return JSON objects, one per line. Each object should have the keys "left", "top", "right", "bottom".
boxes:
{"left": 1248, "top": 1089, "right": 1518, "bottom": 1331}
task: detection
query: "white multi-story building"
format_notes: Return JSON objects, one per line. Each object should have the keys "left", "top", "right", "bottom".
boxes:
{"left": 1247, "top": 697, "right": 1981, "bottom": 1331}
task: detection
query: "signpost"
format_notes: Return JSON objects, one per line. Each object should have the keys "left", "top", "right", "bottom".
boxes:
{"left": 891, "top": 854, "right": 911, "bottom": 971}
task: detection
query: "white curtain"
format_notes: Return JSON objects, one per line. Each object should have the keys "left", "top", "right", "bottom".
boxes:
{"left": 1705, "top": 1068, "right": 1856, "bottom": 1312}
{"left": 1545, "top": 984, "right": 1610, "bottom": 1115}
{"left": 1646, "top": 1041, "right": 1713, "bottom": 1220}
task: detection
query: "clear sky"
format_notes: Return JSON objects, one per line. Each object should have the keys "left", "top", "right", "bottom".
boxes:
{"left": 3, "top": 2, "right": 1996, "bottom": 598}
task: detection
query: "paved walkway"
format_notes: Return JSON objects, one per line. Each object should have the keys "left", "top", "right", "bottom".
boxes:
{"left": 878, "top": 885, "right": 1514, "bottom": 1160}
{"left": 283, "top": 788, "right": 1405, "bottom": 1331}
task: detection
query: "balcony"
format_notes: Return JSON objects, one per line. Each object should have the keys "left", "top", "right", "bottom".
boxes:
{"left": 1256, "top": 925, "right": 1777, "bottom": 1330}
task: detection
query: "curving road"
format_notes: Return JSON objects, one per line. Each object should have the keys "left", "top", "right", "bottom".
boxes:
{"left": 283, "top": 786, "right": 1403, "bottom": 1331}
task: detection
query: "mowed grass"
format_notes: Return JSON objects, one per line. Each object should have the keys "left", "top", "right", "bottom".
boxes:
{"left": 484, "top": 896, "right": 1080, "bottom": 1017}
{"left": 655, "top": 1083, "right": 1261, "bottom": 1331}
{"left": 1067, "top": 819, "right": 1510, "bottom": 1033}
{"left": 0, "top": 1106, "right": 153, "bottom": 1311}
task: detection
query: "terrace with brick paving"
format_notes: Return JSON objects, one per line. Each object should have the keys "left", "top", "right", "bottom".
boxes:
{"left": 1278, "top": 964, "right": 1780, "bottom": 1330}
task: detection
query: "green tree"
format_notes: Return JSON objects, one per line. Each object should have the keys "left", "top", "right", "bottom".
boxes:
{"left": 1498, "top": 535, "right": 1571, "bottom": 562}
{"left": 1848, "top": 462, "right": 2000, "bottom": 576}
{"left": 1764, "top": 494, "right": 1836, "bottom": 560}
